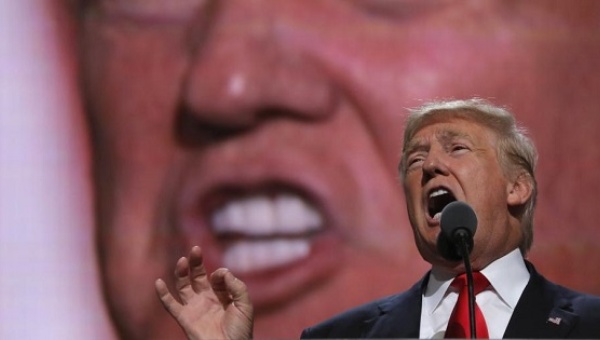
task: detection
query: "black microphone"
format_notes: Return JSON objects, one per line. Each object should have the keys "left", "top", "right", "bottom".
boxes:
{"left": 437, "top": 201, "right": 477, "bottom": 261}
{"left": 438, "top": 201, "right": 479, "bottom": 339}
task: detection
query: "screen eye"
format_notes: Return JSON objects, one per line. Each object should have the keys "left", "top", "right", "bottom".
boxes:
{"left": 347, "top": 0, "right": 450, "bottom": 20}
{"left": 93, "top": 0, "right": 209, "bottom": 22}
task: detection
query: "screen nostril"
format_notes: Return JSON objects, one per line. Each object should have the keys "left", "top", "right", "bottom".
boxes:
{"left": 175, "top": 105, "right": 252, "bottom": 146}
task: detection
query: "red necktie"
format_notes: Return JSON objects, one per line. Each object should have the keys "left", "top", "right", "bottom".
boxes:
{"left": 445, "top": 272, "right": 490, "bottom": 339}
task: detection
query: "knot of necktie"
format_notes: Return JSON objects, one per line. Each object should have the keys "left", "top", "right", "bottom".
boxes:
{"left": 451, "top": 272, "right": 490, "bottom": 295}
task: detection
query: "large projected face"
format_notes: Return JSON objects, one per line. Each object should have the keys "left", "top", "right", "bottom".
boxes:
{"left": 79, "top": 1, "right": 600, "bottom": 339}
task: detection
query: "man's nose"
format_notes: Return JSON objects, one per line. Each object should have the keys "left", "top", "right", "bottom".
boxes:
{"left": 422, "top": 151, "right": 450, "bottom": 181}
{"left": 179, "top": 0, "right": 339, "bottom": 137}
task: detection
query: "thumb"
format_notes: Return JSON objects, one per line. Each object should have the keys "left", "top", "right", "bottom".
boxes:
{"left": 224, "top": 270, "right": 253, "bottom": 314}
{"left": 210, "top": 269, "right": 253, "bottom": 315}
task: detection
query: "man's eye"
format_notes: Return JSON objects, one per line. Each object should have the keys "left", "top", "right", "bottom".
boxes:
{"left": 450, "top": 144, "right": 469, "bottom": 153}
{"left": 408, "top": 157, "right": 424, "bottom": 167}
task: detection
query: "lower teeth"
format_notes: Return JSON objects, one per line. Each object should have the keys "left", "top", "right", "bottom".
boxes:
{"left": 223, "top": 239, "right": 310, "bottom": 273}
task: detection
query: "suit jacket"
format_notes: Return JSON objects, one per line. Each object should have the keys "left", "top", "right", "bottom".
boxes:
{"left": 301, "top": 262, "right": 600, "bottom": 338}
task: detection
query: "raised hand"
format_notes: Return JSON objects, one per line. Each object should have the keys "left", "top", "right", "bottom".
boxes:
{"left": 155, "top": 246, "right": 254, "bottom": 340}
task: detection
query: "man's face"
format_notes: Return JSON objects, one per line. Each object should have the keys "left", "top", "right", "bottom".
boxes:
{"left": 403, "top": 117, "right": 523, "bottom": 273}
{"left": 79, "top": 0, "right": 600, "bottom": 338}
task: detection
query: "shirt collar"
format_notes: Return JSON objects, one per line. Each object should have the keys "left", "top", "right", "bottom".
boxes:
{"left": 480, "top": 248, "right": 530, "bottom": 309}
{"left": 422, "top": 264, "right": 455, "bottom": 315}
{"left": 423, "top": 248, "right": 530, "bottom": 314}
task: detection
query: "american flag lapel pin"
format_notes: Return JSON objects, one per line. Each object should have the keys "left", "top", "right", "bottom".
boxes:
{"left": 547, "top": 316, "right": 562, "bottom": 325}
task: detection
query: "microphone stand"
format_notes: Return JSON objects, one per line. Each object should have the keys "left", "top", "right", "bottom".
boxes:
{"left": 455, "top": 230, "right": 477, "bottom": 339}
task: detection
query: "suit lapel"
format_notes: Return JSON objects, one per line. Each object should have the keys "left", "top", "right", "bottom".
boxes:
{"left": 362, "top": 273, "right": 428, "bottom": 338}
{"left": 503, "top": 261, "right": 578, "bottom": 339}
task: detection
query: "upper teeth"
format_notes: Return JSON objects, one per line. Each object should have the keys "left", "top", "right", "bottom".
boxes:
{"left": 429, "top": 189, "right": 449, "bottom": 198}
{"left": 211, "top": 193, "right": 323, "bottom": 274}
{"left": 212, "top": 194, "right": 322, "bottom": 235}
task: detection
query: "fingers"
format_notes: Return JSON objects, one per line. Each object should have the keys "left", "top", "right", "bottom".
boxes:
{"left": 155, "top": 278, "right": 183, "bottom": 317}
{"left": 161, "top": 246, "right": 249, "bottom": 309}
{"left": 174, "top": 256, "right": 197, "bottom": 302}
{"left": 172, "top": 246, "right": 214, "bottom": 303}
{"left": 188, "top": 246, "right": 212, "bottom": 292}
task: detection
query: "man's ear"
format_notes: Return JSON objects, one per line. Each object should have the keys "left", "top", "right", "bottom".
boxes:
{"left": 507, "top": 172, "right": 534, "bottom": 207}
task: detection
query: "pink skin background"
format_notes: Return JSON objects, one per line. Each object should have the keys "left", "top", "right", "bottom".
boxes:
{"left": 1, "top": 1, "right": 600, "bottom": 339}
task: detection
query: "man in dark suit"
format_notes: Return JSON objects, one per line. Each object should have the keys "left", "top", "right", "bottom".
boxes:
{"left": 155, "top": 98, "right": 600, "bottom": 339}
{"left": 301, "top": 262, "right": 600, "bottom": 339}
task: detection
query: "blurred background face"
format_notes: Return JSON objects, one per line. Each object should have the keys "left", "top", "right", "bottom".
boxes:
{"left": 78, "top": 0, "right": 600, "bottom": 338}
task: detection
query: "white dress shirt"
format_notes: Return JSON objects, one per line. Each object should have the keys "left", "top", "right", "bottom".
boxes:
{"left": 419, "top": 248, "right": 530, "bottom": 339}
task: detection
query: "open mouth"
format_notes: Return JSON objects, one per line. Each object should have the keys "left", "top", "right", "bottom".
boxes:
{"left": 210, "top": 192, "right": 323, "bottom": 274}
{"left": 427, "top": 187, "right": 456, "bottom": 221}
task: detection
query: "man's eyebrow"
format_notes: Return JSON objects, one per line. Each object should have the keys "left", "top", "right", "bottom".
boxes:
{"left": 404, "top": 129, "right": 475, "bottom": 155}
{"left": 404, "top": 139, "right": 429, "bottom": 155}
{"left": 436, "top": 129, "right": 473, "bottom": 143}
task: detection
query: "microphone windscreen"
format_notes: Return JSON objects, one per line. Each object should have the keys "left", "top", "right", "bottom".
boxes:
{"left": 440, "top": 201, "right": 477, "bottom": 238}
